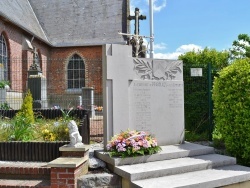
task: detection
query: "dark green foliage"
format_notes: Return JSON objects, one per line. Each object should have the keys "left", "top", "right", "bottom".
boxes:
{"left": 179, "top": 48, "right": 229, "bottom": 140}
{"left": 0, "top": 102, "right": 11, "bottom": 110}
{"left": 212, "top": 58, "right": 250, "bottom": 165}
{"left": 183, "top": 64, "right": 210, "bottom": 135}
{"left": 185, "top": 131, "right": 209, "bottom": 142}
{"left": 0, "top": 80, "right": 9, "bottom": 89}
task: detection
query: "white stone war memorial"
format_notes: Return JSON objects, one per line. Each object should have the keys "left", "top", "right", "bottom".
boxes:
{"left": 96, "top": 44, "right": 250, "bottom": 188}
{"left": 102, "top": 44, "right": 184, "bottom": 147}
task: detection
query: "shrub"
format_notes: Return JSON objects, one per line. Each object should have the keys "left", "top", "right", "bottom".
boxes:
{"left": 212, "top": 58, "right": 250, "bottom": 165}
{"left": 6, "top": 114, "right": 35, "bottom": 141}
{"left": 16, "top": 90, "right": 34, "bottom": 124}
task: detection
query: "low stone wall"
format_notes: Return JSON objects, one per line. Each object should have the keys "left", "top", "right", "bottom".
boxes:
{"left": 77, "top": 173, "right": 121, "bottom": 188}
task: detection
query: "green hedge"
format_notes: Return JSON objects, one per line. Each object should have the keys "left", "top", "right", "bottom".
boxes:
{"left": 212, "top": 58, "right": 250, "bottom": 165}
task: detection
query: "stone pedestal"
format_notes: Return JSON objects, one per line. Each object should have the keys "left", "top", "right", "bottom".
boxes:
{"left": 28, "top": 77, "right": 47, "bottom": 108}
{"left": 82, "top": 87, "right": 95, "bottom": 118}
{"left": 47, "top": 145, "right": 90, "bottom": 188}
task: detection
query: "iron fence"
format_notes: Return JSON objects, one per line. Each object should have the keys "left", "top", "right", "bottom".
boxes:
{"left": 183, "top": 63, "right": 218, "bottom": 140}
{"left": 1, "top": 58, "right": 218, "bottom": 142}
{"left": 0, "top": 58, "right": 103, "bottom": 142}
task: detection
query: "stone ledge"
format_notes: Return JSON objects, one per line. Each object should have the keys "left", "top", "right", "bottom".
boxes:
{"left": 59, "top": 144, "right": 90, "bottom": 152}
{"left": 77, "top": 173, "right": 121, "bottom": 188}
{"left": 95, "top": 142, "right": 215, "bottom": 166}
{"left": 47, "top": 156, "right": 88, "bottom": 168}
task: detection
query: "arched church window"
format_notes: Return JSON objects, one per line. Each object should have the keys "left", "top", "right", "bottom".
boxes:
{"left": 0, "top": 34, "right": 8, "bottom": 80}
{"left": 67, "top": 54, "right": 85, "bottom": 89}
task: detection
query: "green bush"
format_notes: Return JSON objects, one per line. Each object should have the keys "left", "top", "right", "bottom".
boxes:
{"left": 6, "top": 114, "right": 35, "bottom": 141}
{"left": 16, "top": 90, "right": 34, "bottom": 124}
{"left": 212, "top": 58, "right": 250, "bottom": 165}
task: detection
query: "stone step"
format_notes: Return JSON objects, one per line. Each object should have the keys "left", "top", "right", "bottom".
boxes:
{"left": 131, "top": 165, "right": 250, "bottom": 188}
{"left": 0, "top": 161, "right": 50, "bottom": 180}
{"left": 114, "top": 154, "right": 236, "bottom": 181}
{"left": 95, "top": 142, "right": 215, "bottom": 166}
{"left": 0, "top": 179, "right": 50, "bottom": 188}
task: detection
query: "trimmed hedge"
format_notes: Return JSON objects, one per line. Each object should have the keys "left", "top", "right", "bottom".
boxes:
{"left": 212, "top": 58, "right": 250, "bottom": 165}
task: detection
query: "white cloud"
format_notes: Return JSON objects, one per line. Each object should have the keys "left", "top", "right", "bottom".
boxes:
{"left": 130, "top": 0, "right": 145, "bottom": 14}
{"left": 153, "top": 44, "right": 203, "bottom": 59}
{"left": 152, "top": 0, "right": 167, "bottom": 12}
{"left": 176, "top": 44, "right": 202, "bottom": 53}
{"left": 154, "top": 52, "right": 182, "bottom": 59}
{"left": 154, "top": 42, "right": 167, "bottom": 50}
{"left": 130, "top": 0, "right": 167, "bottom": 14}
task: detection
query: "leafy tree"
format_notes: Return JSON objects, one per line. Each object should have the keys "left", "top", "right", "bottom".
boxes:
{"left": 229, "top": 34, "right": 250, "bottom": 60}
{"left": 179, "top": 47, "right": 229, "bottom": 69}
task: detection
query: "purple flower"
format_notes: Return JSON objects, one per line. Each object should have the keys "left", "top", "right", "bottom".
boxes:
{"left": 142, "top": 140, "right": 149, "bottom": 148}
{"left": 118, "top": 147, "right": 126, "bottom": 152}
{"left": 133, "top": 145, "right": 140, "bottom": 151}
{"left": 106, "top": 143, "right": 112, "bottom": 150}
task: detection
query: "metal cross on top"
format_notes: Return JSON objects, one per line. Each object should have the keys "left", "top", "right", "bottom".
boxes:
{"left": 128, "top": 8, "right": 146, "bottom": 35}
{"left": 119, "top": 8, "right": 148, "bottom": 58}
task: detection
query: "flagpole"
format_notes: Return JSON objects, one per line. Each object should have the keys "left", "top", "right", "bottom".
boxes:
{"left": 149, "top": 0, "right": 154, "bottom": 58}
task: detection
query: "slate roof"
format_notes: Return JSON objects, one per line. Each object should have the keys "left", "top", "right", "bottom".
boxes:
{"left": 0, "top": 0, "right": 49, "bottom": 44}
{"left": 0, "top": 0, "right": 129, "bottom": 47}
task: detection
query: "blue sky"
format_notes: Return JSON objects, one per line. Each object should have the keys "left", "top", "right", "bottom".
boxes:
{"left": 130, "top": 0, "right": 250, "bottom": 59}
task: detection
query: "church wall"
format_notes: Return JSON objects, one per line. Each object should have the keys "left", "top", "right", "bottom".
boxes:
{"left": 48, "top": 46, "right": 102, "bottom": 95}
{"left": 0, "top": 18, "right": 104, "bottom": 109}
{"left": 0, "top": 19, "right": 51, "bottom": 93}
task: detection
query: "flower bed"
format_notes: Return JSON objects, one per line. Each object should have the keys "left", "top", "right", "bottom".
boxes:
{"left": 106, "top": 130, "right": 162, "bottom": 158}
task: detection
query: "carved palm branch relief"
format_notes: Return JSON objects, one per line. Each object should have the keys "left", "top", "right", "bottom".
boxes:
{"left": 133, "top": 59, "right": 182, "bottom": 80}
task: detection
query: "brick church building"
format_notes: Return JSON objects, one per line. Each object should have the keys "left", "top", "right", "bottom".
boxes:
{"left": 0, "top": 0, "right": 129, "bottom": 109}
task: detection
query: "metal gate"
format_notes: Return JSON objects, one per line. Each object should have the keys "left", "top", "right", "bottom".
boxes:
{"left": 183, "top": 63, "right": 216, "bottom": 140}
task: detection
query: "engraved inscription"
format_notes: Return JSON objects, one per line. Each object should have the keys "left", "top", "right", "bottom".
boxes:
{"left": 132, "top": 83, "right": 152, "bottom": 131}
{"left": 130, "top": 80, "right": 184, "bottom": 132}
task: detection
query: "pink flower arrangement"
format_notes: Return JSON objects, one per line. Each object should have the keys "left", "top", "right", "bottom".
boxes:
{"left": 106, "top": 130, "right": 162, "bottom": 157}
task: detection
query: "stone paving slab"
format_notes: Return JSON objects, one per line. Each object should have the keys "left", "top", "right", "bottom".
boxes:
{"left": 114, "top": 154, "right": 236, "bottom": 181}
{"left": 131, "top": 165, "right": 250, "bottom": 188}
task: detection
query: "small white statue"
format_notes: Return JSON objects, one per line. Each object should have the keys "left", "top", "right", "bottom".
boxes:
{"left": 67, "top": 120, "right": 84, "bottom": 147}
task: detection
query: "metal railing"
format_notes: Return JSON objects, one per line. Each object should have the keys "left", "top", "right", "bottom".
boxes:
{"left": 0, "top": 58, "right": 104, "bottom": 142}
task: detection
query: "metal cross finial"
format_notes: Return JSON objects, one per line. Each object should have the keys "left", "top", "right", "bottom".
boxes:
{"left": 128, "top": 8, "right": 146, "bottom": 36}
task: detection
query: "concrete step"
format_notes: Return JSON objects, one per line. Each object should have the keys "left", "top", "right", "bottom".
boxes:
{"left": 131, "top": 165, "right": 250, "bottom": 188}
{"left": 0, "top": 161, "right": 50, "bottom": 180}
{"left": 114, "top": 154, "right": 236, "bottom": 181}
{"left": 95, "top": 142, "right": 215, "bottom": 166}
{"left": 0, "top": 179, "right": 50, "bottom": 188}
